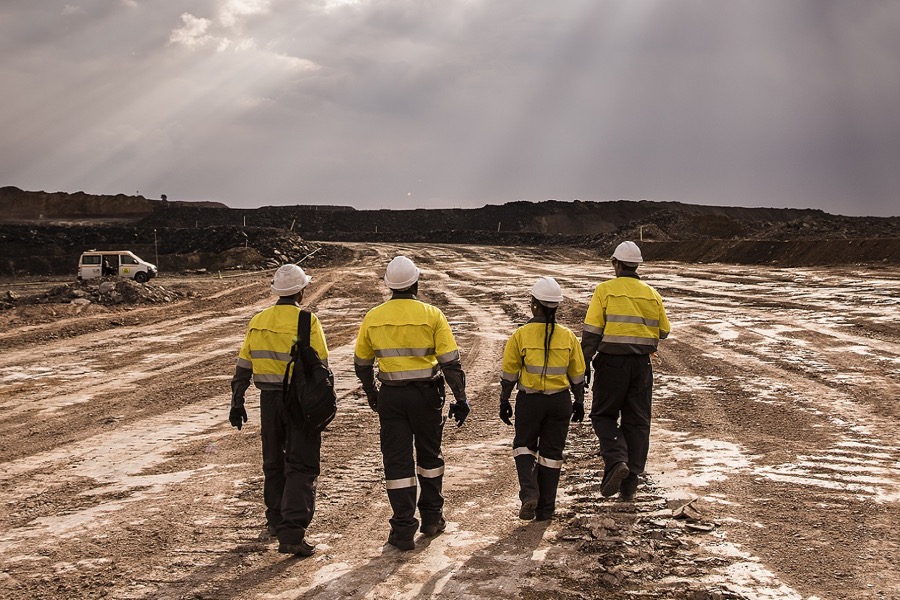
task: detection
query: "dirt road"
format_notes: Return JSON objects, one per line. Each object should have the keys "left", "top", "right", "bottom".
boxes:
{"left": 1, "top": 243, "right": 898, "bottom": 599}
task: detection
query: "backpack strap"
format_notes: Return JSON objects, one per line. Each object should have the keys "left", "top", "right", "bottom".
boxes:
{"left": 299, "top": 310, "right": 312, "bottom": 348}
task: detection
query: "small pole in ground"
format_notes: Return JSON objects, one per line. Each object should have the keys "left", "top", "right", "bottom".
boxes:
{"left": 497, "top": 221, "right": 501, "bottom": 233}
{"left": 290, "top": 219, "right": 296, "bottom": 231}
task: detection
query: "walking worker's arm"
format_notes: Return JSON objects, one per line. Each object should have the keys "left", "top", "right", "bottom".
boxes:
{"left": 581, "top": 286, "right": 605, "bottom": 383}
{"left": 655, "top": 290, "right": 670, "bottom": 340}
{"left": 353, "top": 317, "right": 378, "bottom": 396}
{"left": 309, "top": 313, "right": 330, "bottom": 367}
{"left": 229, "top": 334, "right": 252, "bottom": 430}
{"left": 567, "top": 331, "right": 587, "bottom": 405}
{"left": 499, "top": 331, "right": 522, "bottom": 402}
{"left": 434, "top": 310, "right": 470, "bottom": 427}
{"left": 434, "top": 312, "right": 467, "bottom": 403}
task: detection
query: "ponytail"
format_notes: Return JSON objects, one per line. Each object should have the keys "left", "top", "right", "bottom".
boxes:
{"left": 541, "top": 305, "right": 558, "bottom": 381}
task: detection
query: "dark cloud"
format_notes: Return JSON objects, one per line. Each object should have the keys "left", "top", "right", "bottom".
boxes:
{"left": 1, "top": 0, "right": 898, "bottom": 215}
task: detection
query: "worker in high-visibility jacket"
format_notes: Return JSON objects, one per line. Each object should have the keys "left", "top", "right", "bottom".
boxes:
{"left": 229, "top": 264, "right": 329, "bottom": 557}
{"left": 354, "top": 255, "right": 469, "bottom": 551}
{"left": 499, "top": 277, "right": 586, "bottom": 521}
{"left": 581, "top": 241, "right": 670, "bottom": 502}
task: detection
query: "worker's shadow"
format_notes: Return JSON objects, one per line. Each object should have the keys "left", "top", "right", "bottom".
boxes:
{"left": 294, "top": 519, "right": 554, "bottom": 599}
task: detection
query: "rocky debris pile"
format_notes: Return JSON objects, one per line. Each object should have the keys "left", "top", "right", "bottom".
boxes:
{"left": 1, "top": 290, "right": 21, "bottom": 310}
{"left": 158, "top": 226, "right": 329, "bottom": 272}
{"left": 239, "top": 228, "right": 324, "bottom": 269}
{"left": 555, "top": 428, "right": 748, "bottom": 599}
{"left": 11, "top": 278, "right": 182, "bottom": 308}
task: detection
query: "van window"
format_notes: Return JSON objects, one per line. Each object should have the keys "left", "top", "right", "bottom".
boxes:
{"left": 121, "top": 255, "right": 138, "bottom": 265}
{"left": 82, "top": 255, "right": 101, "bottom": 265}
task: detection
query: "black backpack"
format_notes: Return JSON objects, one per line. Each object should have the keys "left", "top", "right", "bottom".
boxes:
{"left": 282, "top": 310, "right": 337, "bottom": 434}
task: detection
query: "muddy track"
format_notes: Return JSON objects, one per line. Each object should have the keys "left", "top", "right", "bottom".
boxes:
{"left": 0, "top": 243, "right": 898, "bottom": 599}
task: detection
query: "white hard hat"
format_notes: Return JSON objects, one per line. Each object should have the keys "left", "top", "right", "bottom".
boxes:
{"left": 531, "top": 276, "right": 563, "bottom": 308}
{"left": 612, "top": 241, "right": 643, "bottom": 265}
{"left": 271, "top": 264, "right": 312, "bottom": 296}
{"left": 384, "top": 255, "right": 420, "bottom": 290}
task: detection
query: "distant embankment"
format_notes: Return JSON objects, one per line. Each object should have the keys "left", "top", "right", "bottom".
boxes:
{"left": 0, "top": 187, "right": 227, "bottom": 223}
{"left": 641, "top": 239, "right": 900, "bottom": 267}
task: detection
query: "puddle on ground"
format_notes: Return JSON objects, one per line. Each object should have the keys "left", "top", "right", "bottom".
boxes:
{"left": 651, "top": 428, "right": 755, "bottom": 491}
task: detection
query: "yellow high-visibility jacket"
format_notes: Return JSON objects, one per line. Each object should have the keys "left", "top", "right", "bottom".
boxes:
{"left": 501, "top": 320, "right": 586, "bottom": 394}
{"left": 583, "top": 275, "right": 669, "bottom": 355}
{"left": 237, "top": 304, "right": 329, "bottom": 390}
{"left": 354, "top": 298, "right": 459, "bottom": 383}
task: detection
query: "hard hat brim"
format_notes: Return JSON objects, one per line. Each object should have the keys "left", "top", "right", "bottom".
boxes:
{"left": 384, "top": 272, "right": 419, "bottom": 290}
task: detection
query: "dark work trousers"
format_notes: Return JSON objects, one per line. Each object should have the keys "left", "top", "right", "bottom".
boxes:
{"left": 259, "top": 390, "right": 321, "bottom": 545}
{"left": 589, "top": 353, "right": 653, "bottom": 476}
{"left": 378, "top": 381, "right": 446, "bottom": 540}
{"left": 512, "top": 390, "right": 573, "bottom": 518}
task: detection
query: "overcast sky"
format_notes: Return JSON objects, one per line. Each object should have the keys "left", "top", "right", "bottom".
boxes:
{"left": 2, "top": 1, "right": 899, "bottom": 217}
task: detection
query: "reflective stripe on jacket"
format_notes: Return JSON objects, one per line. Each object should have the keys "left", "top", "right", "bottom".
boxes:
{"left": 237, "top": 305, "right": 329, "bottom": 389}
{"left": 354, "top": 298, "right": 459, "bottom": 384}
{"left": 501, "top": 320, "right": 586, "bottom": 394}
{"left": 583, "top": 276, "right": 669, "bottom": 355}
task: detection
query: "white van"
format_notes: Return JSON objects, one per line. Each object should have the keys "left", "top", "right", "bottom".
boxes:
{"left": 78, "top": 250, "right": 158, "bottom": 283}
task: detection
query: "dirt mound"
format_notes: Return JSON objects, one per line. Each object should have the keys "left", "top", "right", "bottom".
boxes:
{"left": 3, "top": 277, "right": 182, "bottom": 309}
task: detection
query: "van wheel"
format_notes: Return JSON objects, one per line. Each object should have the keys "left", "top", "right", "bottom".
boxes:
{"left": 134, "top": 272, "right": 149, "bottom": 284}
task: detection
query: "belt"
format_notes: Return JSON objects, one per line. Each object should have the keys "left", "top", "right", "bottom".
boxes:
{"left": 383, "top": 376, "right": 444, "bottom": 388}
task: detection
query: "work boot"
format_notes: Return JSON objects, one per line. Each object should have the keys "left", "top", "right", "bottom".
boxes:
{"left": 420, "top": 517, "right": 446, "bottom": 537}
{"left": 277, "top": 540, "right": 316, "bottom": 557}
{"left": 619, "top": 473, "right": 639, "bottom": 501}
{"left": 266, "top": 524, "right": 278, "bottom": 538}
{"left": 387, "top": 531, "right": 415, "bottom": 551}
{"left": 518, "top": 499, "right": 537, "bottom": 520}
{"left": 534, "top": 511, "right": 553, "bottom": 522}
{"left": 600, "top": 462, "right": 629, "bottom": 497}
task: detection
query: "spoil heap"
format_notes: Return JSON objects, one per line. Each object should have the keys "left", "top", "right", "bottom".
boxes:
{"left": 9, "top": 277, "right": 182, "bottom": 308}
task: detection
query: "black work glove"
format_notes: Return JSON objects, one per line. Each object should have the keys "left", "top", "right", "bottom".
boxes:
{"left": 229, "top": 405, "right": 248, "bottom": 430}
{"left": 571, "top": 401, "right": 585, "bottom": 423}
{"left": 499, "top": 399, "right": 513, "bottom": 426}
{"left": 448, "top": 400, "right": 470, "bottom": 428}
{"left": 365, "top": 389, "right": 379, "bottom": 412}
